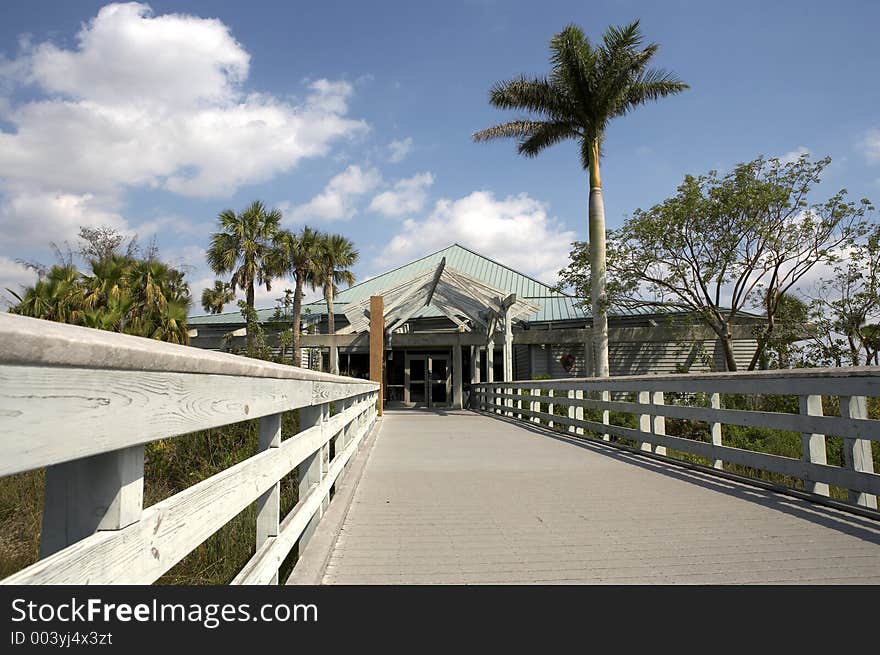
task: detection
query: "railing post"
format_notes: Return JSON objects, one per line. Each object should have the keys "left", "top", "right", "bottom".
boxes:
{"left": 336, "top": 396, "right": 354, "bottom": 482}
{"left": 840, "top": 395, "right": 878, "bottom": 509}
{"left": 531, "top": 389, "right": 540, "bottom": 423}
{"left": 568, "top": 389, "right": 576, "bottom": 434}
{"left": 601, "top": 390, "right": 610, "bottom": 441}
{"left": 547, "top": 388, "right": 554, "bottom": 429}
{"left": 800, "top": 394, "right": 829, "bottom": 497}
{"left": 575, "top": 389, "right": 584, "bottom": 436}
{"left": 638, "top": 391, "right": 652, "bottom": 452}
{"left": 256, "top": 412, "right": 282, "bottom": 584}
{"left": 517, "top": 389, "right": 523, "bottom": 420}
{"left": 652, "top": 391, "right": 667, "bottom": 456}
{"left": 298, "top": 402, "right": 326, "bottom": 550}
{"left": 711, "top": 392, "right": 723, "bottom": 470}
{"left": 39, "top": 445, "right": 145, "bottom": 558}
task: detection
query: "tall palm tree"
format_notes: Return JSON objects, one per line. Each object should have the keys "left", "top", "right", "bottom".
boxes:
{"left": 206, "top": 201, "right": 282, "bottom": 350}
{"left": 273, "top": 226, "right": 321, "bottom": 367}
{"left": 8, "top": 264, "right": 86, "bottom": 325}
{"left": 315, "top": 233, "right": 359, "bottom": 373}
{"left": 473, "top": 20, "right": 688, "bottom": 376}
{"left": 201, "top": 280, "right": 236, "bottom": 315}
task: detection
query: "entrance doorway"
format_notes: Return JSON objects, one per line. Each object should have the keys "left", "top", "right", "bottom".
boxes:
{"left": 404, "top": 353, "right": 450, "bottom": 407}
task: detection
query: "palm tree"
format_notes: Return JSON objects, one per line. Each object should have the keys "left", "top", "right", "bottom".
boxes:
{"left": 315, "top": 233, "right": 359, "bottom": 373}
{"left": 201, "top": 280, "right": 236, "bottom": 315}
{"left": 274, "top": 226, "right": 321, "bottom": 367}
{"left": 206, "top": 201, "right": 282, "bottom": 350}
{"left": 8, "top": 264, "right": 86, "bottom": 325}
{"left": 473, "top": 20, "right": 688, "bottom": 376}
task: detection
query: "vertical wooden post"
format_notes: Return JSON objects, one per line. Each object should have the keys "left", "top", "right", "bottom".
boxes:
{"left": 638, "top": 391, "right": 652, "bottom": 452}
{"left": 517, "top": 389, "right": 524, "bottom": 420}
{"left": 601, "top": 390, "right": 611, "bottom": 441}
{"left": 329, "top": 345, "right": 339, "bottom": 375}
{"left": 469, "top": 346, "right": 477, "bottom": 408}
{"left": 453, "top": 340, "right": 463, "bottom": 410}
{"left": 256, "top": 412, "right": 281, "bottom": 584}
{"left": 369, "top": 295, "right": 384, "bottom": 416}
{"left": 547, "top": 388, "right": 554, "bottom": 428}
{"left": 486, "top": 338, "right": 495, "bottom": 384}
{"left": 711, "top": 392, "right": 723, "bottom": 470}
{"left": 575, "top": 389, "right": 584, "bottom": 436}
{"left": 840, "top": 395, "right": 878, "bottom": 509}
{"left": 800, "top": 394, "right": 829, "bottom": 497}
{"left": 531, "top": 389, "right": 540, "bottom": 423}
{"left": 298, "top": 403, "right": 325, "bottom": 549}
{"left": 568, "top": 389, "right": 576, "bottom": 434}
{"left": 652, "top": 391, "right": 667, "bottom": 456}
{"left": 40, "top": 445, "right": 144, "bottom": 558}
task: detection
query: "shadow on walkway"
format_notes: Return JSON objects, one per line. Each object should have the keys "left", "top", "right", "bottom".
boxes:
{"left": 478, "top": 411, "right": 880, "bottom": 546}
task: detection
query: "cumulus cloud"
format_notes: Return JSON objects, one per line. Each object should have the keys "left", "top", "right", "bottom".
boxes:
{"left": 387, "top": 137, "right": 413, "bottom": 163}
{"left": 368, "top": 172, "right": 434, "bottom": 217}
{"left": 289, "top": 165, "right": 381, "bottom": 221}
{"left": 862, "top": 128, "right": 880, "bottom": 164}
{"left": 377, "top": 191, "right": 576, "bottom": 284}
{"left": 0, "top": 2, "right": 368, "bottom": 246}
{"left": 778, "top": 146, "right": 810, "bottom": 165}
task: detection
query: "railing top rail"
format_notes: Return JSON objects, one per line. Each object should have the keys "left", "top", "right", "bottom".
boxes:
{"left": 0, "top": 313, "right": 375, "bottom": 386}
{"left": 474, "top": 366, "right": 880, "bottom": 387}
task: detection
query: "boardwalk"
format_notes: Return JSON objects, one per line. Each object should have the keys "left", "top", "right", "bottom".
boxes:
{"left": 322, "top": 410, "right": 880, "bottom": 584}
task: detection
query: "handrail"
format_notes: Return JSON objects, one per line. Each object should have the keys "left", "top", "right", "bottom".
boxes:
{"left": 0, "top": 314, "right": 380, "bottom": 585}
{"left": 473, "top": 368, "right": 880, "bottom": 511}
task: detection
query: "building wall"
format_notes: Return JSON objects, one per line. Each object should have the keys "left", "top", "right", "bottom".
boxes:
{"left": 526, "top": 339, "right": 759, "bottom": 379}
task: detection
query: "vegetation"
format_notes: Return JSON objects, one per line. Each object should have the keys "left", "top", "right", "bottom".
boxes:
{"left": 474, "top": 20, "right": 688, "bottom": 377}
{"left": 557, "top": 154, "right": 875, "bottom": 370}
{"left": 314, "top": 234, "right": 359, "bottom": 373}
{"left": 201, "top": 280, "right": 236, "bottom": 315}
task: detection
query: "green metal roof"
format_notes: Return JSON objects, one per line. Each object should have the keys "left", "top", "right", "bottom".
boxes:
{"left": 188, "top": 243, "right": 703, "bottom": 327}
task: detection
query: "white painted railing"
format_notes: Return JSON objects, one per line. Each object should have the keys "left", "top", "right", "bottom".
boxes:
{"left": 474, "top": 368, "right": 880, "bottom": 510}
{"left": 0, "top": 313, "right": 379, "bottom": 585}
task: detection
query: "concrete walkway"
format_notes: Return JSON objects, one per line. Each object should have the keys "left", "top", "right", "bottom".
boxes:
{"left": 321, "top": 410, "right": 880, "bottom": 584}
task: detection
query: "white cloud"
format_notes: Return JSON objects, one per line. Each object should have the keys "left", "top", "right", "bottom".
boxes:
{"left": 377, "top": 191, "right": 576, "bottom": 284}
{"left": 387, "top": 137, "right": 413, "bottom": 163}
{"left": 0, "top": 255, "right": 38, "bottom": 307}
{"left": 778, "top": 146, "right": 810, "bottom": 165}
{"left": 368, "top": 172, "right": 434, "bottom": 217}
{"left": 0, "top": 188, "right": 127, "bottom": 248}
{"left": 0, "top": 2, "right": 368, "bottom": 245}
{"left": 289, "top": 165, "right": 381, "bottom": 221}
{"left": 861, "top": 128, "right": 880, "bottom": 164}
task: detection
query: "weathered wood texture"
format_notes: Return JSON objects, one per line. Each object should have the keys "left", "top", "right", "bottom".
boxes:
{"left": 474, "top": 365, "right": 880, "bottom": 508}
{"left": 0, "top": 314, "right": 379, "bottom": 585}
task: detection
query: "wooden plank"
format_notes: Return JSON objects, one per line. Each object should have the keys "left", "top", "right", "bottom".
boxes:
{"left": 1, "top": 398, "right": 372, "bottom": 585}
{"left": 483, "top": 405, "right": 880, "bottom": 497}
{"left": 840, "top": 396, "right": 878, "bottom": 509}
{"left": 256, "top": 413, "right": 282, "bottom": 584}
{"left": 711, "top": 392, "right": 723, "bottom": 470}
{"left": 0, "top": 364, "right": 375, "bottom": 476}
{"left": 638, "top": 391, "right": 651, "bottom": 452}
{"left": 481, "top": 390, "right": 880, "bottom": 442}
{"left": 800, "top": 395, "right": 829, "bottom": 497}
{"left": 233, "top": 407, "right": 376, "bottom": 585}
{"left": 652, "top": 391, "right": 667, "bottom": 456}
{"left": 370, "top": 296, "right": 384, "bottom": 416}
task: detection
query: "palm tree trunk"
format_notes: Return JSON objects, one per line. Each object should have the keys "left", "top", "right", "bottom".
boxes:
{"left": 246, "top": 279, "right": 255, "bottom": 352}
{"left": 588, "top": 138, "right": 610, "bottom": 378}
{"left": 292, "top": 276, "right": 303, "bottom": 367}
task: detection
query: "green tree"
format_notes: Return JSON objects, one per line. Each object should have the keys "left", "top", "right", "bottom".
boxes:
{"left": 201, "top": 280, "right": 236, "bottom": 315}
{"left": 206, "top": 201, "right": 282, "bottom": 350}
{"left": 273, "top": 226, "right": 321, "bottom": 367}
{"left": 314, "top": 233, "right": 358, "bottom": 373}
{"left": 557, "top": 155, "right": 871, "bottom": 370}
{"left": 473, "top": 20, "right": 687, "bottom": 377}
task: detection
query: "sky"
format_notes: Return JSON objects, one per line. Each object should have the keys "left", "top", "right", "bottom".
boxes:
{"left": 1, "top": 0, "right": 879, "bottom": 312}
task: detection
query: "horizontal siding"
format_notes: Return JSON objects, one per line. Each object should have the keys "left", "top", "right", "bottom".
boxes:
{"left": 610, "top": 339, "right": 759, "bottom": 376}
{"left": 514, "top": 345, "right": 530, "bottom": 380}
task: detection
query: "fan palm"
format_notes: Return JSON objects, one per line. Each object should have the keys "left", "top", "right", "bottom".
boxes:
{"left": 473, "top": 20, "right": 688, "bottom": 376}
{"left": 273, "top": 226, "right": 321, "bottom": 367}
{"left": 206, "top": 201, "right": 282, "bottom": 349}
{"left": 201, "top": 280, "right": 236, "bottom": 315}
{"left": 315, "top": 233, "right": 359, "bottom": 373}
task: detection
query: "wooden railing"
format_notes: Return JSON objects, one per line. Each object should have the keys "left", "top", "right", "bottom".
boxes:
{"left": 473, "top": 368, "right": 880, "bottom": 511}
{"left": 0, "top": 313, "right": 379, "bottom": 585}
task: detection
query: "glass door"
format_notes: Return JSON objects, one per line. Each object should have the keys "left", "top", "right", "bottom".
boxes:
{"left": 406, "top": 355, "right": 427, "bottom": 404}
{"left": 428, "top": 356, "right": 450, "bottom": 407}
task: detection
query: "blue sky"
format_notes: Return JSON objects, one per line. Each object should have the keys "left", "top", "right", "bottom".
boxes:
{"left": 1, "top": 0, "right": 879, "bottom": 311}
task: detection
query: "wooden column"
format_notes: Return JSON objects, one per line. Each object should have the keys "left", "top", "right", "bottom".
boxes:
{"left": 40, "top": 445, "right": 144, "bottom": 558}
{"left": 800, "top": 394, "right": 829, "bottom": 497}
{"left": 370, "top": 295, "right": 384, "bottom": 416}
{"left": 256, "top": 412, "right": 282, "bottom": 584}
{"left": 840, "top": 395, "right": 878, "bottom": 508}
{"left": 711, "top": 392, "right": 723, "bottom": 469}
{"left": 298, "top": 404, "right": 326, "bottom": 549}
{"left": 453, "top": 338, "right": 463, "bottom": 410}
